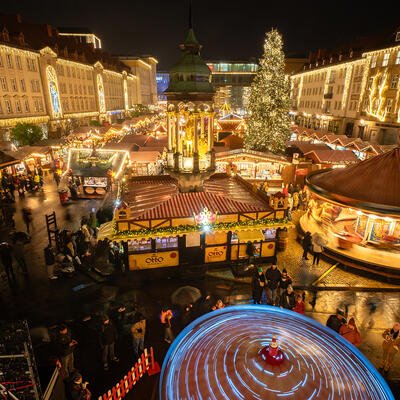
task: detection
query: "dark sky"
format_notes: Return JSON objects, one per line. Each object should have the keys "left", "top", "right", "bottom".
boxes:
{"left": 1, "top": 0, "right": 399, "bottom": 70}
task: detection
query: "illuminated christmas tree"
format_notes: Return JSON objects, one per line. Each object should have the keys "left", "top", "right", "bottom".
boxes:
{"left": 245, "top": 29, "right": 291, "bottom": 154}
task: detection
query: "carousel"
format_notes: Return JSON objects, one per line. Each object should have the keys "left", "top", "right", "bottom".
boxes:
{"left": 301, "top": 147, "right": 400, "bottom": 271}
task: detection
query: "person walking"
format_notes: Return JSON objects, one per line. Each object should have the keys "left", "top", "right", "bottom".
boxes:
{"left": 379, "top": 323, "right": 400, "bottom": 373}
{"left": 88, "top": 212, "right": 98, "bottom": 238}
{"left": 302, "top": 232, "right": 312, "bottom": 260}
{"left": 265, "top": 264, "right": 282, "bottom": 306}
{"left": 12, "top": 239, "right": 28, "bottom": 274}
{"left": 293, "top": 294, "right": 305, "bottom": 314}
{"left": 251, "top": 267, "right": 265, "bottom": 304}
{"left": 0, "top": 242, "right": 15, "bottom": 282}
{"left": 130, "top": 312, "right": 146, "bottom": 358}
{"left": 278, "top": 269, "right": 292, "bottom": 297}
{"left": 55, "top": 324, "right": 77, "bottom": 378}
{"left": 161, "top": 307, "right": 175, "bottom": 344}
{"left": 279, "top": 285, "right": 296, "bottom": 310}
{"left": 22, "top": 207, "right": 33, "bottom": 233}
{"left": 99, "top": 316, "right": 119, "bottom": 371}
{"left": 54, "top": 171, "right": 61, "bottom": 187}
{"left": 44, "top": 244, "right": 58, "bottom": 279}
{"left": 339, "top": 317, "right": 361, "bottom": 347}
{"left": 326, "top": 310, "right": 346, "bottom": 333}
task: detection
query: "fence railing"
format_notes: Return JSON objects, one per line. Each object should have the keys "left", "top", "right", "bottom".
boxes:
{"left": 98, "top": 347, "right": 160, "bottom": 400}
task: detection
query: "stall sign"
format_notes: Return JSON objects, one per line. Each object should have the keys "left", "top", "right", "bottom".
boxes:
{"left": 295, "top": 168, "right": 308, "bottom": 176}
{"left": 129, "top": 251, "right": 179, "bottom": 270}
{"left": 205, "top": 246, "right": 227, "bottom": 263}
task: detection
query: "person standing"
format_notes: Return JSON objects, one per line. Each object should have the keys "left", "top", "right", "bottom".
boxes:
{"left": 55, "top": 324, "right": 77, "bottom": 378}
{"left": 88, "top": 212, "right": 98, "bottom": 238}
{"left": 302, "top": 232, "right": 312, "bottom": 260}
{"left": 326, "top": 310, "right": 346, "bottom": 333}
{"left": 279, "top": 285, "right": 296, "bottom": 310}
{"left": 161, "top": 307, "right": 175, "bottom": 344}
{"left": 380, "top": 323, "right": 400, "bottom": 373}
{"left": 252, "top": 267, "right": 265, "bottom": 304}
{"left": 44, "top": 244, "right": 58, "bottom": 280}
{"left": 339, "top": 318, "right": 361, "bottom": 347}
{"left": 99, "top": 316, "right": 119, "bottom": 371}
{"left": 130, "top": 312, "right": 146, "bottom": 358}
{"left": 293, "top": 294, "right": 305, "bottom": 314}
{"left": 312, "top": 233, "right": 324, "bottom": 266}
{"left": 22, "top": 207, "right": 33, "bottom": 233}
{"left": 0, "top": 242, "right": 15, "bottom": 282}
{"left": 287, "top": 194, "right": 293, "bottom": 221}
{"left": 265, "top": 264, "right": 282, "bottom": 306}
{"left": 12, "top": 239, "right": 28, "bottom": 274}
{"left": 67, "top": 372, "right": 91, "bottom": 400}
{"left": 278, "top": 269, "right": 292, "bottom": 297}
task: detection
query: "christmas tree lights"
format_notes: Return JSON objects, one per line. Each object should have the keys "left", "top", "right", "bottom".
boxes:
{"left": 244, "top": 29, "right": 291, "bottom": 154}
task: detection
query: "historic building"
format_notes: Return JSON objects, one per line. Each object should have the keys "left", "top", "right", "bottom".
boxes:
{"left": 0, "top": 13, "right": 157, "bottom": 138}
{"left": 290, "top": 26, "right": 400, "bottom": 145}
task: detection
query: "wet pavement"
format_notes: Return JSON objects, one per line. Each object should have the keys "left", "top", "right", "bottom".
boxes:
{"left": 1, "top": 182, "right": 400, "bottom": 399}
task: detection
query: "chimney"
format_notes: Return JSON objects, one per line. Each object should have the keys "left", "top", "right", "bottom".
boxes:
{"left": 317, "top": 49, "right": 326, "bottom": 59}
{"left": 16, "top": 14, "right": 22, "bottom": 23}
{"left": 46, "top": 24, "right": 52, "bottom": 38}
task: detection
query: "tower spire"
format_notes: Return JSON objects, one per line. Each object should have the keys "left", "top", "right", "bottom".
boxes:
{"left": 189, "top": 0, "right": 193, "bottom": 29}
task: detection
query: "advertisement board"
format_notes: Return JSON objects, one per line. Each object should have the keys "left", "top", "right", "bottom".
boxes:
{"left": 204, "top": 246, "right": 227, "bottom": 263}
{"left": 129, "top": 251, "right": 179, "bottom": 270}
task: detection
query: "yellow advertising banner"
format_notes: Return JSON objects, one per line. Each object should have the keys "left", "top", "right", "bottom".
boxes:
{"left": 205, "top": 246, "right": 227, "bottom": 263}
{"left": 129, "top": 251, "right": 179, "bottom": 270}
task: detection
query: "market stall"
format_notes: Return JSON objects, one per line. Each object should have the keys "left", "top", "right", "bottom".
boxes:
{"left": 301, "top": 147, "right": 400, "bottom": 272}
{"left": 99, "top": 175, "right": 289, "bottom": 270}
{"left": 66, "top": 147, "right": 130, "bottom": 198}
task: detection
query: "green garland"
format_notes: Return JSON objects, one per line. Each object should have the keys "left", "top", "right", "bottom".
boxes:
{"left": 111, "top": 217, "right": 289, "bottom": 239}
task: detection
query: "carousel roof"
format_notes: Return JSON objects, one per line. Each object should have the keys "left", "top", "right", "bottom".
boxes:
{"left": 307, "top": 147, "right": 400, "bottom": 215}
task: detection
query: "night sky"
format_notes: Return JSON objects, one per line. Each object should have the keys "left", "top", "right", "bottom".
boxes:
{"left": 1, "top": 0, "right": 399, "bottom": 70}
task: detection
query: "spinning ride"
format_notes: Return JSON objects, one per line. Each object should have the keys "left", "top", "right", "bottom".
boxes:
{"left": 160, "top": 305, "right": 393, "bottom": 400}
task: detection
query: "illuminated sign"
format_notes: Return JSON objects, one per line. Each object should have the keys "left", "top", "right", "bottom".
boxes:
{"left": 46, "top": 66, "right": 62, "bottom": 118}
{"left": 129, "top": 251, "right": 179, "bottom": 270}
{"left": 194, "top": 207, "right": 217, "bottom": 225}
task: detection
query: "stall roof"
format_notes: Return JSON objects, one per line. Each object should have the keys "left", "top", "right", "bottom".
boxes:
{"left": 307, "top": 147, "right": 400, "bottom": 214}
{"left": 286, "top": 141, "right": 330, "bottom": 154}
{"left": 130, "top": 151, "right": 161, "bottom": 163}
{"left": 304, "top": 149, "right": 359, "bottom": 164}
{"left": 5, "top": 146, "right": 50, "bottom": 161}
{"left": 135, "top": 191, "right": 267, "bottom": 220}
{"left": 0, "top": 151, "right": 20, "bottom": 168}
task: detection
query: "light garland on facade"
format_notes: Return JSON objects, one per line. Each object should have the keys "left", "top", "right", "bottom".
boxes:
{"left": 0, "top": 44, "right": 39, "bottom": 58}
{"left": 63, "top": 111, "right": 99, "bottom": 118}
{"left": 0, "top": 116, "right": 49, "bottom": 127}
{"left": 366, "top": 72, "right": 388, "bottom": 121}
{"left": 341, "top": 65, "right": 352, "bottom": 110}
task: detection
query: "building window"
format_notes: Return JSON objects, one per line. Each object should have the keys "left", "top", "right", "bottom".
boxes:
{"left": 371, "top": 55, "right": 377, "bottom": 68}
{"left": 15, "top": 100, "right": 21, "bottom": 113}
{"left": 26, "top": 58, "right": 31, "bottom": 71}
{"left": 0, "top": 77, "right": 7, "bottom": 91}
{"left": 38, "top": 98, "right": 44, "bottom": 112}
{"left": 382, "top": 53, "right": 390, "bottom": 67}
{"left": 20, "top": 79, "right": 26, "bottom": 92}
{"left": 15, "top": 55, "right": 22, "bottom": 69}
{"left": 24, "top": 99, "right": 29, "bottom": 112}
{"left": 396, "top": 51, "right": 400, "bottom": 65}
{"left": 390, "top": 74, "right": 399, "bottom": 89}
{"left": 386, "top": 99, "right": 393, "bottom": 113}
{"left": 329, "top": 71, "right": 336, "bottom": 83}
{"left": 33, "top": 99, "right": 39, "bottom": 112}
{"left": 66, "top": 66, "right": 70, "bottom": 77}
{"left": 5, "top": 99, "right": 12, "bottom": 113}
{"left": 6, "top": 54, "right": 13, "bottom": 68}
{"left": 10, "top": 78, "right": 17, "bottom": 91}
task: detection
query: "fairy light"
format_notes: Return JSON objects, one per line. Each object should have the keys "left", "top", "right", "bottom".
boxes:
{"left": 366, "top": 72, "right": 388, "bottom": 121}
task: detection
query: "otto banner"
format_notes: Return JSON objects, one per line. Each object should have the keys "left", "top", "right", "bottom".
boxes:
{"left": 129, "top": 251, "right": 179, "bottom": 270}
{"left": 205, "top": 246, "right": 227, "bottom": 263}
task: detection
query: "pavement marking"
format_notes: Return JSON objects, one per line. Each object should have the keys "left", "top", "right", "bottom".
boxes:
{"left": 312, "top": 263, "right": 340, "bottom": 287}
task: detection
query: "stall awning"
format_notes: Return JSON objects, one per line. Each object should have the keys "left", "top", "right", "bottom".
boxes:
{"left": 235, "top": 229, "right": 265, "bottom": 243}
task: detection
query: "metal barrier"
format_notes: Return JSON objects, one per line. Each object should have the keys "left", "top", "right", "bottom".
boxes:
{"left": 98, "top": 347, "right": 160, "bottom": 400}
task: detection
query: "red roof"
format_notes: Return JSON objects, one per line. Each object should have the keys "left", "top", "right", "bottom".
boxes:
{"left": 304, "top": 149, "right": 359, "bottom": 163}
{"left": 135, "top": 192, "right": 267, "bottom": 220}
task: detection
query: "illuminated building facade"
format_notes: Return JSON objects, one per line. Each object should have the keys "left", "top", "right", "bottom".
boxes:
{"left": 156, "top": 72, "right": 169, "bottom": 102}
{"left": 0, "top": 13, "right": 157, "bottom": 137}
{"left": 58, "top": 27, "right": 102, "bottom": 49}
{"left": 291, "top": 27, "right": 400, "bottom": 145}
